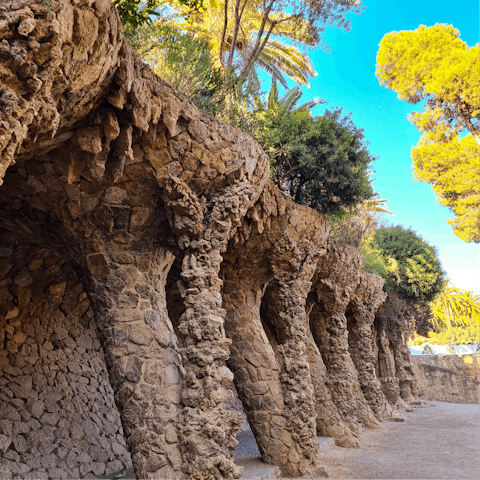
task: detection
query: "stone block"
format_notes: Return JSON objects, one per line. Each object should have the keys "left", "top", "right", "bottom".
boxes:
{"left": 164, "top": 423, "right": 178, "bottom": 444}
{"left": 86, "top": 253, "right": 110, "bottom": 281}
{"left": 164, "top": 365, "right": 180, "bottom": 385}
{"left": 49, "top": 281, "right": 66, "bottom": 296}
{"left": 76, "top": 334, "right": 93, "bottom": 350}
{"left": 76, "top": 451, "right": 93, "bottom": 463}
{"left": 105, "top": 459, "right": 124, "bottom": 475}
{"left": 124, "top": 355, "right": 143, "bottom": 383}
{"left": 129, "top": 324, "right": 154, "bottom": 345}
{"left": 111, "top": 440, "right": 128, "bottom": 456}
{"left": 118, "top": 291, "right": 139, "bottom": 309}
{"left": 144, "top": 310, "right": 161, "bottom": 329}
{"left": 144, "top": 360, "right": 161, "bottom": 385}
{"left": 10, "top": 376, "right": 32, "bottom": 398}
{"left": 41, "top": 412, "right": 60, "bottom": 427}
{"left": 26, "top": 418, "right": 41, "bottom": 431}
{"left": 89, "top": 461, "right": 106, "bottom": 476}
{"left": 47, "top": 467, "right": 72, "bottom": 479}
{"left": 30, "top": 400, "right": 44, "bottom": 418}
{"left": 11, "top": 434, "right": 27, "bottom": 454}
{"left": 0, "top": 433, "right": 11, "bottom": 453}
{"left": 88, "top": 444, "right": 110, "bottom": 463}
{"left": 40, "top": 453, "right": 58, "bottom": 469}
{"left": 24, "top": 471, "right": 49, "bottom": 480}
{"left": 166, "top": 445, "right": 182, "bottom": 471}
{"left": 14, "top": 268, "right": 33, "bottom": 287}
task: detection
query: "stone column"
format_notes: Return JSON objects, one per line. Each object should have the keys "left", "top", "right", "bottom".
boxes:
{"left": 162, "top": 181, "right": 261, "bottom": 479}
{"left": 256, "top": 238, "right": 326, "bottom": 478}
{"left": 377, "top": 329, "right": 401, "bottom": 406}
{"left": 310, "top": 242, "right": 381, "bottom": 444}
{"left": 346, "top": 272, "right": 389, "bottom": 418}
{"left": 222, "top": 272, "right": 291, "bottom": 469}
{"left": 84, "top": 247, "right": 186, "bottom": 479}
{"left": 304, "top": 321, "right": 355, "bottom": 447}
{"left": 375, "top": 293, "right": 418, "bottom": 404}
{"left": 309, "top": 301, "right": 362, "bottom": 446}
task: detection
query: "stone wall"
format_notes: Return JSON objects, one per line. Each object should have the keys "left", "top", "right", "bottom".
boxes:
{"left": 412, "top": 354, "right": 479, "bottom": 404}
{"left": 0, "top": 1, "right": 423, "bottom": 478}
{"left": 0, "top": 243, "right": 132, "bottom": 479}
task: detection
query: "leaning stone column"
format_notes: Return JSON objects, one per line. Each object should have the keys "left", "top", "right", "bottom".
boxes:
{"left": 84, "top": 247, "right": 186, "bottom": 479}
{"left": 375, "top": 293, "right": 418, "bottom": 404}
{"left": 220, "top": 183, "right": 331, "bottom": 477}
{"left": 305, "top": 321, "right": 355, "bottom": 447}
{"left": 377, "top": 329, "right": 401, "bottom": 406}
{"left": 259, "top": 238, "right": 327, "bottom": 477}
{"left": 310, "top": 241, "right": 368, "bottom": 445}
{"left": 163, "top": 180, "right": 264, "bottom": 479}
{"left": 222, "top": 269, "right": 292, "bottom": 469}
{"left": 346, "top": 271, "right": 389, "bottom": 418}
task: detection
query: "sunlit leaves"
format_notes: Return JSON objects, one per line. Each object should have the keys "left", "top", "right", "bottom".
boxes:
{"left": 431, "top": 281, "right": 480, "bottom": 330}
{"left": 169, "top": 0, "right": 317, "bottom": 86}
{"left": 376, "top": 24, "right": 480, "bottom": 243}
{"left": 113, "top": 0, "right": 204, "bottom": 35}
{"left": 130, "top": 22, "right": 219, "bottom": 101}
{"left": 359, "top": 242, "right": 399, "bottom": 291}
{"left": 412, "top": 134, "right": 480, "bottom": 242}
{"left": 372, "top": 225, "right": 445, "bottom": 302}
{"left": 268, "top": 109, "right": 375, "bottom": 215}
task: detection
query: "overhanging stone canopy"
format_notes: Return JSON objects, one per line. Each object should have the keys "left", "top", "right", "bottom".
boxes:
{"left": 0, "top": 1, "right": 419, "bottom": 478}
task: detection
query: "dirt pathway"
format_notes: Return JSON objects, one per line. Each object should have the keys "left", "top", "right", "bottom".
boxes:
{"left": 316, "top": 401, "right": 479, "bottom": 479}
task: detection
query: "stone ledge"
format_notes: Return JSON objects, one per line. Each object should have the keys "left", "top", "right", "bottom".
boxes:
{"left": 236, "top": 456, "right": 280, "bottom": 480}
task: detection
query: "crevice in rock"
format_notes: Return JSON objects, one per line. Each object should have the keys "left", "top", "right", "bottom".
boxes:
{"left": 165, "top": 257, "right": 185, "bottom": 344}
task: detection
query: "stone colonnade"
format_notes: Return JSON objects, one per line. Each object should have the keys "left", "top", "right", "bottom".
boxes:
{"left": 0, "top": 1, "right": 418, "bottom": 478}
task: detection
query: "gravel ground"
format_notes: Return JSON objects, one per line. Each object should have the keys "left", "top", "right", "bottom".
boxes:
{"left": 235, "top": 430, "right": 261, "bottom": 457}
{"left": 318, "top": 401, "right": 479, "bottom": 479}
{"left": 104, "top": 401, "right": 479, "bottom": 479}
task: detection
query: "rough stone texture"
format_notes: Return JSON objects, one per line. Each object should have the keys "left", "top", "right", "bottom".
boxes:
{"left": 0, "top": 245, "right": 132, "bottom": 479}
{"left": 375, "top": 292, "right": 418, "bottom": 405}
{"left": 0, "top": 1, "right": 423, "bottom": 478}
{"left": 346, "top": 272, "right": 390, "bottom": 420}
{"left": 222, "top": 182, "right": 330, "bottom": 477}
{"left": 412, "top": 354, "right": 479, "bottom": 404}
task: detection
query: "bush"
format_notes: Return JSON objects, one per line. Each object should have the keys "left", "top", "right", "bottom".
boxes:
{"left": 372, "top": 225, "right": 445, "bottom": 302}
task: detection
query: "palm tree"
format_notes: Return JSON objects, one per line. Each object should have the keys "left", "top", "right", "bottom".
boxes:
{"left": 169, "top": 0, "right": 319, "bottom": 87}
{"left": 266, "top": 80, "right": 325, "bottom": 118}
{"left": 431, "top": 280, "right": 480, "bottom": 330}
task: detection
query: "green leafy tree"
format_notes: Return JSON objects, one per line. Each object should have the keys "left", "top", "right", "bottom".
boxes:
{"left": 266, "top": 80, "right": 325, "bottom": 119}
{"left": 371, "top": 225, "right": 445, "bottom": 302}
{"left": 376, "top": 24, "right": 480, "bottom": 243}
{"left": 128, "top": 21, "right": 222, "bottom": 107}
{"left": 359, "top": 242, "right": 399, "bottom": 291}
{"left": 330, "top": 172, "right": 392, "bottom": 248}
{"left": 113, "top": 0, "right": 204, "bottom": 36}
{"left": 268, "top": 109, "right": 375, "bottom": 215}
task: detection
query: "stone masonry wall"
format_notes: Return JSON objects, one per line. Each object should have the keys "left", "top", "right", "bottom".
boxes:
{"left": 0, "top": 243, "right": 132, "bottom": 479}
{"left": 412, "top": 354, "right": 479, "bottom": 404}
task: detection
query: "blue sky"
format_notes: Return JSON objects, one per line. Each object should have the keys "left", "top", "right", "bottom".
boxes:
{"left": 291, "top": 0, "right": 479, "bottom": 294}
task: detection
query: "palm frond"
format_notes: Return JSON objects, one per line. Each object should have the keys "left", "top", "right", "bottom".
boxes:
{"left": 267, "top": 79, "right": 279, "bottom": 109}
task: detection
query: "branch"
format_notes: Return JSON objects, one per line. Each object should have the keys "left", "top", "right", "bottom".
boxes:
{"left": 219, "top": 0, "right": 229, "bottom": 69}
{"left": 226, "top": 0, "right": 248, "bottom": 71}
{"left": 456, "top": 105, "right": 480, "bottom": 148}
{"left": 239, "top": 0, "right": 276, "bottom": 82}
